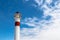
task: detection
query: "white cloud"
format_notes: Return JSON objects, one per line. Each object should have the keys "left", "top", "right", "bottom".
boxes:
{"left": 21, "top": 0, "right": 60, "bottom": 40}
{"left": 21, "top": 17, "right": 39, "bottom": 27}
{"left": 45, "top": 0, "right": 52, "bottom": 4}
{"left": 34, "top": 0, "right": 43, "bottom": 6}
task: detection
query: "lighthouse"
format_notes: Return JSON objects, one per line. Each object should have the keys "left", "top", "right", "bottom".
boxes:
{"left": 14, "top": 12, "right": 21, "bottom": 40}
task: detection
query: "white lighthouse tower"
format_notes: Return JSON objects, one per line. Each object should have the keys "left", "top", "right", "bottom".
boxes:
{"left": 14, "top": 12, "right": 21, "bottom": 40}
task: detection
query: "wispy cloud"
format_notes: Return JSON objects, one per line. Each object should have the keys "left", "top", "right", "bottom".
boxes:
{"left": 21, "top": 17, "right": 40, "bottom": 27}
{"left": 34, "top": 0, "right": 43, "bottom": 6}
{"left": 21, "top": 0, "right": 60, "bottom": 40}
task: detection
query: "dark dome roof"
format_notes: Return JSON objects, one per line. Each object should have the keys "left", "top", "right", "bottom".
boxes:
{"left": 16, "top": 12, "right": 19, "bottom": 13}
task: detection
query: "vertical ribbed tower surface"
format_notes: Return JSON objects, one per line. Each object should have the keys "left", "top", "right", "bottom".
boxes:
{"left": 14, "top": 12, "right": 21, "bottom": 40}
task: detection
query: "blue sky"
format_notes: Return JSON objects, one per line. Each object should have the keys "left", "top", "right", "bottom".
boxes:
{"left": 0, "top": 0, "right": 23, "bottom": 40}
{"left": 0, "top": 0, "right": 60, "bottom": 40}
{"left": 0, "top": 0, "right": 43, "bottom": 40}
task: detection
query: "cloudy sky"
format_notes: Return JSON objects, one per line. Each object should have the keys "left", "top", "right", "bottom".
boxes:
{"left": 0, "top": 0, "right": 60, "bottom": 40}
